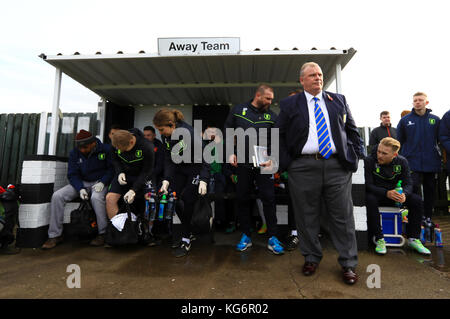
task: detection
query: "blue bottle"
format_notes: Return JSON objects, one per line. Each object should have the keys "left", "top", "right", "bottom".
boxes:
{"left": 420, "top": 225, "right": 426, "bottom": 244}
{"left": 425, "top": 218, "right": 434, "bottom": 243}
{"left": 166, "top": 192, "right": 175, "bottom": 220}
{"left": 149, "top": 196, "right": 156, "bottom": 221}
{"left": 145, "top": 200, "right": 150, "bottom": 219}
{"left": 434, "top": 224, "right": 443, "bottom": 247}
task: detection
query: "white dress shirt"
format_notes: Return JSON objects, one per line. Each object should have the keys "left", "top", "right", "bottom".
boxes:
{"left": 301, "top": 91, "right": 337, "bottom": 155}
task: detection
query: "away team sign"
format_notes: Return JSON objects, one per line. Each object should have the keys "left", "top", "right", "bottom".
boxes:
{"left": 158, "top": 37, "right": 240, "bottom": 56}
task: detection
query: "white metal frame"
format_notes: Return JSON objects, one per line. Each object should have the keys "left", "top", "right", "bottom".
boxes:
{"left": 48, "top": 68, "right": 62, "bottom": 156}
{"left": 37, "top": 112, "right": 48, "bottom": 155}
{"left": 378, "top": 207, "right": 406, "bottom": 247}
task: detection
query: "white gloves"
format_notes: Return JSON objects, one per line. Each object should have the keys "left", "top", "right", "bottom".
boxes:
{"left": 79, "top": 189, "right": 89, "bottom": 200}
{"left": 92, "top": 182, "right": 104, "bottom": 192}
{"left": 160, "top": 180, "right": 169, "bottom": 195}
{"left": 198, "top": 181, "right": 207, "bottom": 195}
{"left": 124, "top": 189, "right": 136, "bottom": 204}
{"left": 118, "top": 173, "right": 127, "bottom": 185}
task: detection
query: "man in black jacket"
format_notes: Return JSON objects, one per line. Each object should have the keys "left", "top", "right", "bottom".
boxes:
{"left": 275, "top": 62, "right": 364, "bottom": 285}
{"left": 224, "top": 84, "right": 284, "bottom": 256}
{"left": 106, "top": 129, "right": 154, "bottom": 219}
{"left": 364, "top": 137, "right": 430, "bottom": 256}
{"left": 368, "top": 111, "right": 397, "bottom": 154}
{"left": 143, "top": 126, "right": 165, "bottom": 187}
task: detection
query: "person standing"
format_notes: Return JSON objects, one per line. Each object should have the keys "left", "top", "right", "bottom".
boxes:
{"left": 397, "top": 92, "right": 441, "bottom": 223}
{"left": 439, "top": 110, "right": 450, "bottom": 180}
{"left": 368, "top": 111, "right": 397, "bottom": 154}
{"left": 224, "top": 84, "right": 285, "bottom": 255}
{"left": 275, "top": 62, "right": 364, "bottom": 285}
{"left": 143, "top": 125, "right": 165, "bottom": 187}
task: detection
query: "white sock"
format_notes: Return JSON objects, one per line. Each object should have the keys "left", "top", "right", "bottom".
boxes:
{"left": 291, "top": 230, "right": 298, "bottom": 236}
{"left": 408, "top": 238, "right": 417, "bottom": 243}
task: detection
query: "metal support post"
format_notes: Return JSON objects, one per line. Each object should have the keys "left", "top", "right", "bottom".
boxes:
{"left": 49, "top": 68, "right": 62, "bottom": 155}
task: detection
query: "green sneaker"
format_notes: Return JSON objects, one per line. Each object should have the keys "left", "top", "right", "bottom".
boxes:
{"left": 375, "top": 238, "right": 387, "bottom": 255}
{"left": 408, "top": 239, "right": 431, "bottom": 255}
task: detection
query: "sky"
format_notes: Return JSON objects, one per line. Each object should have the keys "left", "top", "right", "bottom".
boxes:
{"left": 1, "top": 0, "right": 449, "bottom": 128}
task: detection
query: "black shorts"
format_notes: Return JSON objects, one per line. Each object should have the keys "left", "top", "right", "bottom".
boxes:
{"left": 108, "top": 175, "right": 139, "bottom": 195}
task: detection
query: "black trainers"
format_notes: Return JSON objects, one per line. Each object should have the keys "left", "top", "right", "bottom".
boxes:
{"left": 171, "top": 234, "right": 196, "bottom": 249}
{"left": 174, "top": 241, "right": 191, "bottom": 257}
{"left": 285, "top": 235, "right": 299, "bottom": 251}
{"left": 147, "top": 235, "right": 162, "bottom": 247}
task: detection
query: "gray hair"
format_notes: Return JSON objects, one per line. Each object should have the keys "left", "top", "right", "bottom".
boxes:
{"left": 300, "top": 62, "right": 321, "bottom": 78}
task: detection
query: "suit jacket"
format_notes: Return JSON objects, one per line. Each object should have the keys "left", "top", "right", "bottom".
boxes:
{"left": 275, "top": 91, "right": 364, "bottom": 172}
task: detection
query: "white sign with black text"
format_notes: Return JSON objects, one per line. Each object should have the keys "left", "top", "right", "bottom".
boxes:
{"left": 158, "top": 37, "right": 240, "bottom": 56}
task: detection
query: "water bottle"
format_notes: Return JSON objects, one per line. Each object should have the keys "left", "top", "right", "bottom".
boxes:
{"left": 209, "top": 177, "right": 215, "bottom": 194}
{"left": 425, "top": 218, "right": 434, "bottom": 243}
{"left": 394, "top": 180, "right": 403, "bottom": 208}
{"left": 158, "top": 194, "right": 167, "bottom": 221}
{"left": 434, "top": 224, "right": 443, "bottom": 247}
{"left": 420, "top": 225, "right": 426, "bottom": 244}
{"left": 166, "top": 192, "right": 175, "bottom": 220}
{"left": 149, "top": 195, "right": 156, "bottom": 221}
{"left": 145, "top": 199, "right": 150, "bottom": 220}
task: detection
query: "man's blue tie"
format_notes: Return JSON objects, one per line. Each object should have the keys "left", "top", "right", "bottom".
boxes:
{"left": 313, "top": 97, "right": 332, "bottom": 159}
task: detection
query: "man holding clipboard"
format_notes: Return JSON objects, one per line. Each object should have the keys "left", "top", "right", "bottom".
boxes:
{"left": 224, "top": 84, "right": 284, "bottom": 255}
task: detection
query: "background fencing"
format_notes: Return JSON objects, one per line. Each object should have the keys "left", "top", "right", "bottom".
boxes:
{"left": 0, "top": 112, "right": 98, "bottom": 187}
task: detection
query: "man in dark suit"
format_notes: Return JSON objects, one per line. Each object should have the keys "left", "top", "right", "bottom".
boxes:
{"left": 275, "top": 62, "right": 364, "bottom": 285}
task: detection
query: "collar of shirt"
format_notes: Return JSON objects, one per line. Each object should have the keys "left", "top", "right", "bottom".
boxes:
{"left": 248, "top": 101, "right": 265, "bottom": 114}
{"left": 304, "top": 90, "right": 322, "bottom": 103}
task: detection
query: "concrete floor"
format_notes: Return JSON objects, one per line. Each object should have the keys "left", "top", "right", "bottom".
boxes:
{"left": 1, "top": 223, "right": 450, "bottom": 299}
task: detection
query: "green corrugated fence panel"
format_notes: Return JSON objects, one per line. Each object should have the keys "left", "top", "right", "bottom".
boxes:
{"left": 8, "top": 114, "right": 23, "bottom": 183}
{"left": 16, "top": 114, "right": 30, "bottom": 185}
{"left": 0, "top": 114, "right": 7, "bottom": 172}
{"left": 0, "top": 112, "right": 97, "bottom": 186}
{"left": 1, "top": 114, "right": 15, "bottom": 186}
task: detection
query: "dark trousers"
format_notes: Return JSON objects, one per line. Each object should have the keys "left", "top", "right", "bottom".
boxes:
{"left": 171, "top": 167, "right": 200, "bottom": 239}
{"left": 224, "top": 177, "right": 238, "bottom": 226}
{"left": 286, "top": 184, "right": 297, "bottom": 232}
{"left": 288, "top": 157, "right": 358, "bottom": 268}
{"left": 365, "top": 191, "right": 423, "bottom": 240}
{"left": 411, "top": 172, "right": 437, "bottom": 219}
{"left": 235, "top": 165, "right": 277, "bottom": 237}
{"left": 211, "top": 173, "right": 227, "bottom": 224}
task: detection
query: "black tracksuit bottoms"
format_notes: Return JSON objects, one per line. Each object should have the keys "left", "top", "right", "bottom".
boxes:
{"left": 235, "top": 165, "right": 277, "bottom": 238}
{"left": 171, "top": 166, "right": 201, "bottom": 239}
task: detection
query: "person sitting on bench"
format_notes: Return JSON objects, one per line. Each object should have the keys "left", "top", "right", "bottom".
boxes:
{"left": 364, "top": 137, "right": 431, "bottom": 255}
{"left": 42, "top": 130, "right": 114, "bottom": 249}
